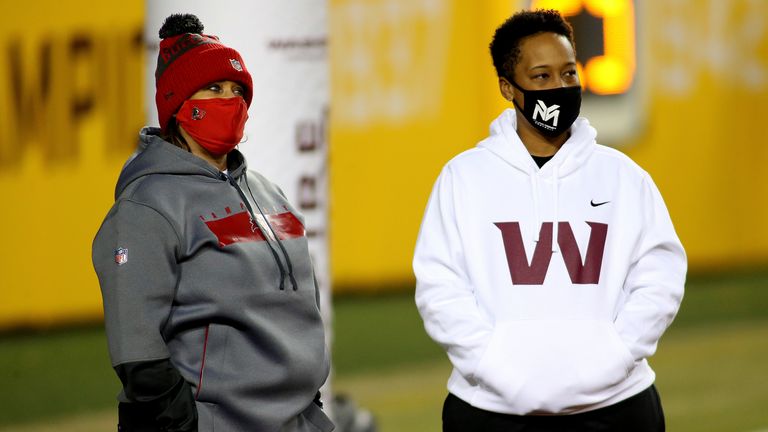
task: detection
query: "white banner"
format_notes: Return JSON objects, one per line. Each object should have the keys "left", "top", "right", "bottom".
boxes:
{"left": 144, "top": 0, "right": 332, "bottom": 409}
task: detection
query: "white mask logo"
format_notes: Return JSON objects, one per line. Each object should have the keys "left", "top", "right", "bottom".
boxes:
{"left": 533, "top": 100, "right": 560, "bottom": 127}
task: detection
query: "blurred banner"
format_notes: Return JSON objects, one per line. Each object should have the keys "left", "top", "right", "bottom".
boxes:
{"left": 1, "top": 0, "right": 767, "bottom": 327}
{"left": 0, "top": 1, "right": 145, "bottom": 328}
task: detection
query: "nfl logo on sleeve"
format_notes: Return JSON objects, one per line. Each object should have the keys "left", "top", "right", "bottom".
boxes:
{"left": 114, "top": 248, "right": 128, "bottom": 266}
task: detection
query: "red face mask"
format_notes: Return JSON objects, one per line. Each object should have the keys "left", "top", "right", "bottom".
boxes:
{"left": 176, "top": 97, "right": 249, "bottom": 156}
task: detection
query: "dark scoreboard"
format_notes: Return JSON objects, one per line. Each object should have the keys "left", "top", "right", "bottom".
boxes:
{"left": 529, "top": 0, "right": 642, "bottom": 144}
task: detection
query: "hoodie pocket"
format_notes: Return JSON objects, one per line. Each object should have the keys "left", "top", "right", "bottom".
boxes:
{"left": 194, "top": 323, "right": 230, "bottom": 404}
{"left": 473, "top": 319, "right": 635, "bottom": 414}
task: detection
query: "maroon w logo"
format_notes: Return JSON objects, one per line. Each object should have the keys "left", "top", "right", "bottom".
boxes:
{"left": 494, "top": 222, "right": 608, "bottom": 285}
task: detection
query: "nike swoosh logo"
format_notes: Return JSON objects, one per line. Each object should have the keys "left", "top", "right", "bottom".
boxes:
{"left": 591, "top": 200, "right": 610, "bottom": 207}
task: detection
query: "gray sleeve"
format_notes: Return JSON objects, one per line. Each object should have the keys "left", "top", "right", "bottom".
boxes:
{"left": 92, "top": 199, "right": 181, "bottom": 366}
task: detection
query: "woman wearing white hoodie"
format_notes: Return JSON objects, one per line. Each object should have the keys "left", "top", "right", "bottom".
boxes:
{"left": 413, "top": 9, "right": 685, "bottom": 431}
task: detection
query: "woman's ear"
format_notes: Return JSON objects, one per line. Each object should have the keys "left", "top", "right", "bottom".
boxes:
{"left": 499, "top": 77, "right": 514, "bottom": 102}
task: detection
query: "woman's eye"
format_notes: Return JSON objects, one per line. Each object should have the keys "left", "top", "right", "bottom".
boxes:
{"left": 533, "top": 73, "right": 548, "bottom": 80}
{"left": 208, "top": 84, "right": 221, "bottom": 92}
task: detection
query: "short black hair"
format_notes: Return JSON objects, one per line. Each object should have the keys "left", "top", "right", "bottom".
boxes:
{"left": 489, "top": 9, "right": 575, "bottom": 81}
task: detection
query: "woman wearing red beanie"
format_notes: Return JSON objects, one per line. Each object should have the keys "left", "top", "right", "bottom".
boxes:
{"left": 92, "top": 14, "right": 333, "bottom": 432}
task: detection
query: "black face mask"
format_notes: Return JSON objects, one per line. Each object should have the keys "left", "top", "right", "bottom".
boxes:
{"left": 510, "top": 79, "right": 582, "bottom": 137}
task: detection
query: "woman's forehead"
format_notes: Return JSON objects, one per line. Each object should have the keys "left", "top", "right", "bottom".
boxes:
{"left": 518, "top": 33, "right": 575, "bottom": 68}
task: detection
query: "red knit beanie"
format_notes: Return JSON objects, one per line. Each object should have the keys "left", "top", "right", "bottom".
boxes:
{"left": 155, "top": 14, "right": 253, "bottom": 132}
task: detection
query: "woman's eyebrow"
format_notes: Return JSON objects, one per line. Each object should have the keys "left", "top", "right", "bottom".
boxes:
{"left": 528, "top": 64, "right": 550, "bottom": 71}
{"left": 528, "top": 61, "right": 576, "bottom": 71}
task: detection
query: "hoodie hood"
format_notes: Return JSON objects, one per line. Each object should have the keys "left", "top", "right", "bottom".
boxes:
{"left": 478, "top": 108, "right": 597, "bottom": 179}
{"left": 477, "top": 109, "right": 598, "bottom": 250}
{"left": 115, "top": 127, "right": 248, "bottom": 199}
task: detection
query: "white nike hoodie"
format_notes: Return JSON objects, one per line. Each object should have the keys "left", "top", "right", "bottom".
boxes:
{"left": 414, "top": 109, "right": 686, "bottom": 415}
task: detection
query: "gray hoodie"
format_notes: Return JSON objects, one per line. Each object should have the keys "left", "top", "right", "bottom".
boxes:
{"left": 93, "top": 128, "right": 333, "bottom": 431}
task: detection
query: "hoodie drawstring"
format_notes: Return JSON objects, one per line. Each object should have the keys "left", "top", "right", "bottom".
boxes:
{"left": 481, "top": 110, "right": 595, "bottom": 256}
{"left": 551, "top": 164, "right": 560, "bottom": 253}
{"left": 530, "top": 163, "right": 560, "bottom": 253}
{"left": 244, "top": 173, "right": 299, "bottom": 291}
{"left": 531, "top": 172, "right": 542, "bottom": 243}
{"left": 223, "top": 172, "right": 292, "bottom": 291}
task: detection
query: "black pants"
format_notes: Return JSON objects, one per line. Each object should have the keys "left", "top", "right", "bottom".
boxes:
{"left": 443, "top": 385, "right": 665, "bottom": 432}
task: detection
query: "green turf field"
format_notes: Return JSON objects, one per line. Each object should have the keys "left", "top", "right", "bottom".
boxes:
{"left": 1, "top": 271, "right": 767, "bottom": 431}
